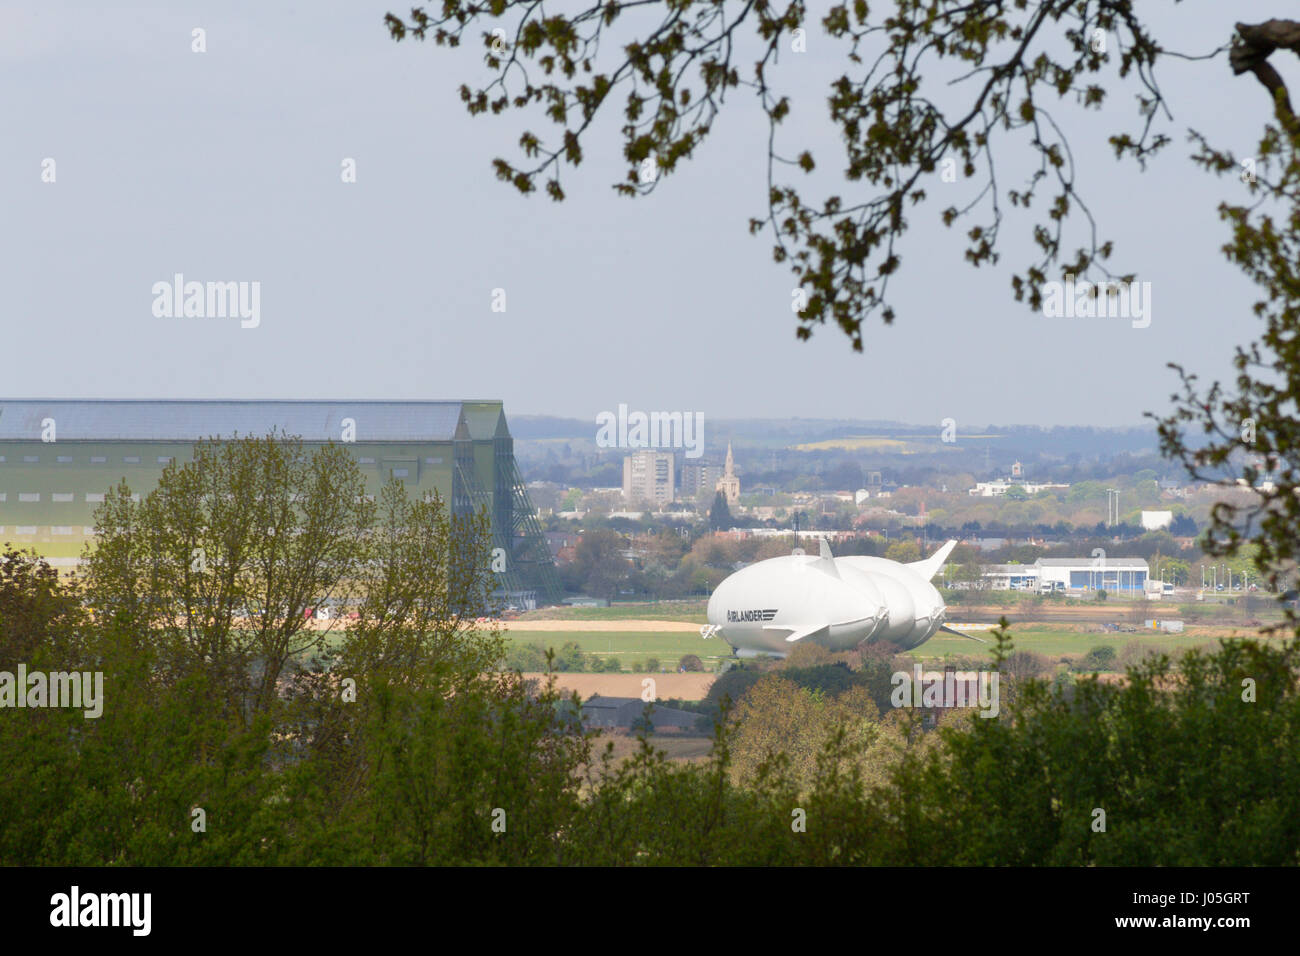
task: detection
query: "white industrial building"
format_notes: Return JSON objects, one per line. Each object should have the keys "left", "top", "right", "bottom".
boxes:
{"left": 980, "top": 557, "right": 1150, "bottom": 593}
{"left": 1037, "top": 557, "right": 1148, "bottom": 592}
{"left": 969, "top": 478, "right": 1071, "bottom": 497}
{"left": 1141, "top": 510, "right": 1173, "bottom": 531}
{"left": 981, "top": 564, "right": 1042, "bottom": 590}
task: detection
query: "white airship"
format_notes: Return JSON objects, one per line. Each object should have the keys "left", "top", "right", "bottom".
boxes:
{"left": 705, "top": 537, "right": 978, "bottom": 656}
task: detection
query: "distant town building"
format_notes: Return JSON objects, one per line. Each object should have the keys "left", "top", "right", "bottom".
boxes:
{"left": 622, "top": 449, "right": 675, "bottom": 505}
{"left": 544, "top": 531, "right": 580, "bottom": 563}
{"left": 1158, "top": 477, "right": 1185, "bottom": 497}
{"left": 680, "top": 459, "right": 720, "bottom": 500}
{"left": 715, "top": 442, "right": 741, "bottom": 506}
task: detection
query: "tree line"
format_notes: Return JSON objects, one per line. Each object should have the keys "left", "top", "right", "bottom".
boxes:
{"left": 2, "top": 435, "right": 1299, "bottom": 864}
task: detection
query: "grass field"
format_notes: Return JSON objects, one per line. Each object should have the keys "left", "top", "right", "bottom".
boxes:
{"left": 906, "top": 627, "right": 1221, "bottom": 663}
{"left": 503, "top": 629, "right": 730, "bottom": 667}
{"left": 504, "top": 619, "right": 1277, "bottom": 670}
{"left": 516, "top": 602, "right": 707, "bottom": 623}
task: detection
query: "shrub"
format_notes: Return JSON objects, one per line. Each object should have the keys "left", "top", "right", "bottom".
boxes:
{"left": 1074, "top": 644, "right": 1119, "bottom": 672}
{"left": 504, "top": 642, "right": 550, "bottom": 671}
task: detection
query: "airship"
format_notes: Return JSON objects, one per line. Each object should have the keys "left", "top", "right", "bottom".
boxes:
{"left": 705, "top": 537, "right": 979, "bottom": 656}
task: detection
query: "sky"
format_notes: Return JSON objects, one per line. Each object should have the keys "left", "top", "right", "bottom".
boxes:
{"left": 0, "top": 1, "right": 1282, "bottom": 429}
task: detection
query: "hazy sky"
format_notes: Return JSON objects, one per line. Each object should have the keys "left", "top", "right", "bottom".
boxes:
{"left": 0, "top": 2, "right": 1277, "bottom": 428}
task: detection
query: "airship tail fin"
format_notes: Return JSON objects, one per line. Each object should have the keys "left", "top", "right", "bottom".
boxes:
{"left": 909, "top": 539, "right": 958, "bottom": 580}
{"left": 939, "top": 624, "right": 988, "bottom": 644}
{"left": 813, "top": 536, "right": 840, "bottom": 578}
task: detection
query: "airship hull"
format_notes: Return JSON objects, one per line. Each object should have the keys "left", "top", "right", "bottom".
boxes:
{"left": 705, "top": 539, "right": 957, "bottom": 656}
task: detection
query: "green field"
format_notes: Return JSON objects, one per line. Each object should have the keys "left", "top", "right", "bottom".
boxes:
{"left": 905, "top": 626, "right": 1227, "bottom": 663}
{"left": 516, "top": 602, "right": 707, "bottom": 623}
{"left": 503, "top": 629, "right": 729, "bottom": 666}
{"left": 504, "top": 622, "right": 1274, "bottom": 671}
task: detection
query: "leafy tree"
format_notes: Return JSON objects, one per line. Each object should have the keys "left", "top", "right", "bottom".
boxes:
{"left": 1133, "top": 24, "right": 1300, "bottom": 629}
{"left": 880, "top": 638, "right": 1300, "bottom": 865}
{"left": 503, "top": 641, "right": 550, "bottom": 672}
{"left": 83, "top": 435, "right": 376, "bottom": 723}
{"left": 725, "top": 674, "right": 910, "bottom": 798}
{"left": 708, "top": 491, "right": 733, "bottom": 531}
{"left": 551, "top": 641, "right": 589, "bottom": 672}
{"left": 952, "top": 560, "right": 988, "bottom": 591}
{"left": 337, "top": 479, "right": 500, "bottom": 684}
{"left": 884, "top": 540, "right": 921, "bottom": 564}
{"left": 334, "top": 670, "right": 591, "bottom": 864}
{"left": 569, "top": 529, "right": 628, "bottom": 600}
{"left": 0, "top": 545, "right": 85, "bottom": 671}
{"left": 1162, "top": 557, "right": 1191, "bottom": 586}
{"left": 383, "top": 1, "right": 1249, "bottom": 347}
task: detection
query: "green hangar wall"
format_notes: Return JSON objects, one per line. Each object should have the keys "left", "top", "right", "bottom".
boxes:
{"left": 0, "top": 399, "right": 559, "bottom": 603}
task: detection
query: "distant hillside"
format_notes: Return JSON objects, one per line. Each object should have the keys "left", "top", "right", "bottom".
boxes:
{"left": 509, "top": 415, "right": 1161, "bottom": 459}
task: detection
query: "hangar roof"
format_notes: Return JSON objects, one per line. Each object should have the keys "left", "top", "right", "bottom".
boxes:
{"left": 0, "top": 400, "right": 505, "bottom": 443}
{"left": 1035, "top": 557, "right": 1149, "bottom": 569}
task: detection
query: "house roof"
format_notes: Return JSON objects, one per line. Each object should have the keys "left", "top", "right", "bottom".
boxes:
{"left": 583, "top": 695, "right": 644, "bottom": 708}
{"left": 1036, "top": 557, "right": 1149, "bottom": 568}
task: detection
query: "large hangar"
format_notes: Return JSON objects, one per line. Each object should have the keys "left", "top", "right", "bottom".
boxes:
{"left": 0, "top": 399, "right": 559, "bottom": 604}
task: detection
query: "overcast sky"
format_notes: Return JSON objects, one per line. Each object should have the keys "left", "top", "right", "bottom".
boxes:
{"left": 1, "top": 2, "right": 1280, "bottom": 428}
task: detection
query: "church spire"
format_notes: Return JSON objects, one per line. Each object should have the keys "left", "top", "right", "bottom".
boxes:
{"left": 716, "top": 441, "right": 740, "bottom": 506}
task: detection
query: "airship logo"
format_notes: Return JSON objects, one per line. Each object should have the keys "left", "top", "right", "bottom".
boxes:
{"left": 727, "top": 609, "right": 778, "bottom": 622}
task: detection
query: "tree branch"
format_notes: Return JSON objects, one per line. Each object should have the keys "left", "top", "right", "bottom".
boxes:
{"left": 1231, "top": 19, "right": 1300, "bottom": 131}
